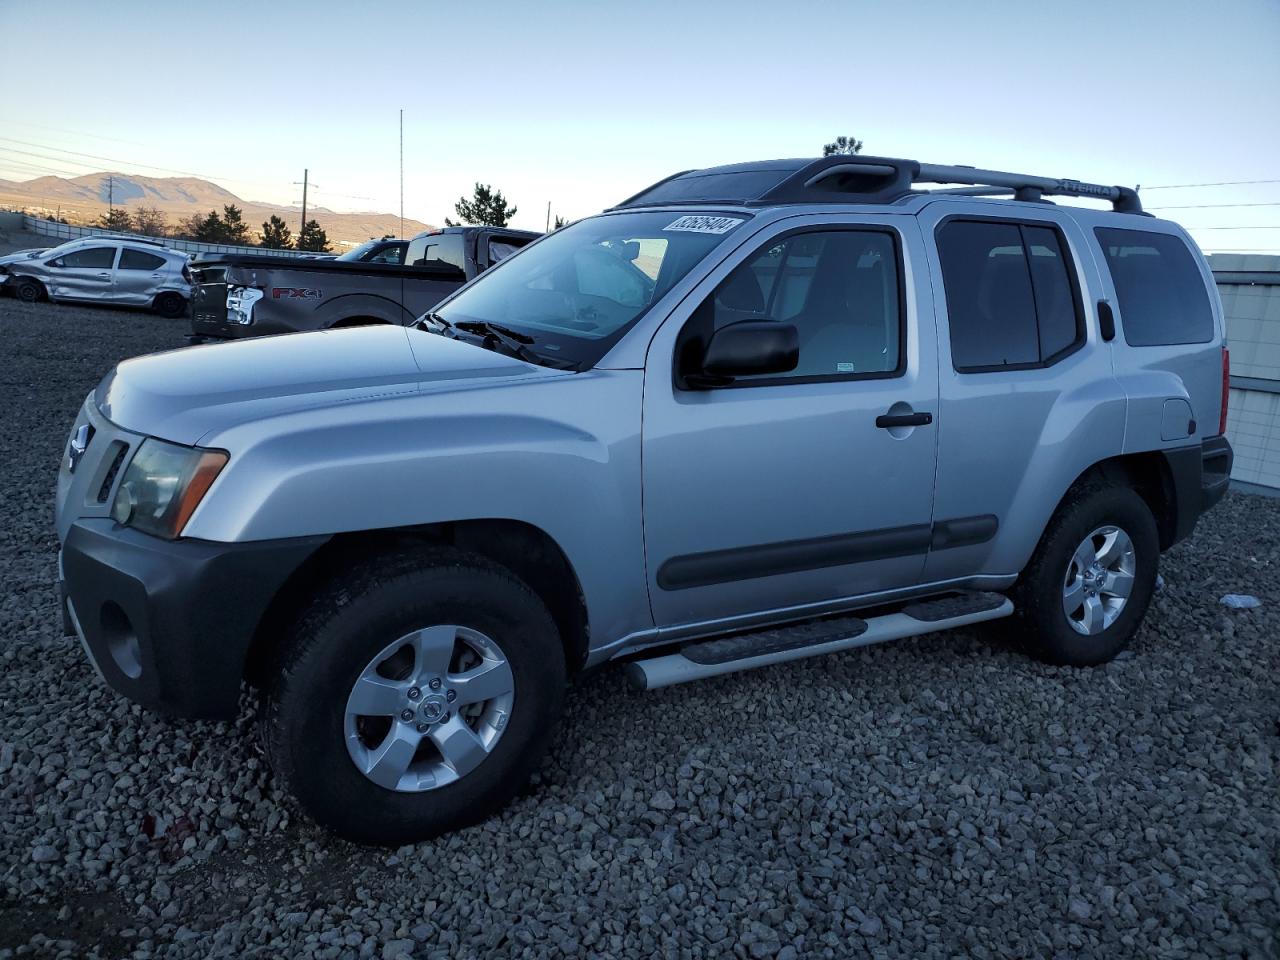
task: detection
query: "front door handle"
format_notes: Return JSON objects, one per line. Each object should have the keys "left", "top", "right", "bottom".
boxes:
{"left": 876, "top": 410, "right": 933, "bottom": 429}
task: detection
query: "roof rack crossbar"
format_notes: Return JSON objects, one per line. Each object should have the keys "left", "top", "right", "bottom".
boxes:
{"left": 914, "top": 163, "right": 1142, "bottom": 213}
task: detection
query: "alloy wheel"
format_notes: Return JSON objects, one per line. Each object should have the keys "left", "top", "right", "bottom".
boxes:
{"left": 1062, "top": 525, "right": 1136, "bottom": 636}
{"left": 343, "top": 626, "right": 515, "bottom": 792}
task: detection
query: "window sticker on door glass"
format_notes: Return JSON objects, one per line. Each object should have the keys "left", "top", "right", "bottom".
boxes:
{"left": 663, "top": 216, "right": 744, "bottom": 235}
{"left": 836, "top": 362, "right": 856, "bottom": 373}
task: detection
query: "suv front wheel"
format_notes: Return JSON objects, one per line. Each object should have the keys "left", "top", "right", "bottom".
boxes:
{"left": 262, "top": 546, "right": 566, "bottom": 844}
{"left": 1009, "top": 483, "right": 1159, "bottom": 666}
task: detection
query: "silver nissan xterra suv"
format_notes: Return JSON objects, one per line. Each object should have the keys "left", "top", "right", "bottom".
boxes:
{"left": 56, "top": 156, "right": 1233, "bottom": 843}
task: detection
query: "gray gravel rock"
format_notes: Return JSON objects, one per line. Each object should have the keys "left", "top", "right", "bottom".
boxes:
{"left": 0, "top": 295, "right": 1277, "bottom": 958}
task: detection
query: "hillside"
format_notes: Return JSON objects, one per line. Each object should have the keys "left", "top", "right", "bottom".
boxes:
{"left": 0, "top": 172, "right": 433, "bottom": 248}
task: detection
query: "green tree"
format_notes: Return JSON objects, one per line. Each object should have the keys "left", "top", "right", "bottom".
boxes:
{"left": 132, "top": 206, "right": 167, "bottom": 236}
{"left": 221, "top": 204, "right": 249, "bottom": 245}
{"left": 296, "top": 219, "right": 331, "bottom": 253}
{"left": 99, "top": 207, "right": 133, "bottom": 232}
{"left": 822, "top": 135, "right": 863, "bottom": 156}
{"left": 194, "top": 210, "right": 227, "bottom": 243}
{"left": 260, "top": 215, "right": 293, "bottom": 249}
{"left": 444, "top": 182, "right": 517, "bottom": 227}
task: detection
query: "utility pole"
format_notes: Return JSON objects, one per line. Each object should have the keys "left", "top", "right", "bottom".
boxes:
{"left": 399, "top": 109, "right": 404, "bottom": 240}
{"left": 298, "top": 169, "right": 308, "bottom": 239}
{"left": 545, "top": 201, "right": 551, "bottom": 232}
{"left": 108, "top": 175, "right": 113, "bottom": 214}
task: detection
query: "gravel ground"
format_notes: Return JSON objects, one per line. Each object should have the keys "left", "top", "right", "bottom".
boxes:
{"left": 1, "top": 293, "right": 1278, "bottom": 959}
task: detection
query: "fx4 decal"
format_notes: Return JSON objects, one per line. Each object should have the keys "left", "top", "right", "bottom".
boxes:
{"left": 272, "top": 287, "right": 323, "bottom": 299}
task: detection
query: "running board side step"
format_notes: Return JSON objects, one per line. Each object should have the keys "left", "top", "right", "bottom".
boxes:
{"left": 625, "top": 592, "right": 1013, "bottom": 691}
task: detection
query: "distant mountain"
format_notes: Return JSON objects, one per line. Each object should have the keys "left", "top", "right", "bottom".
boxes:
{"left": 0, "top": 172, "right": 434, "bottom": 248}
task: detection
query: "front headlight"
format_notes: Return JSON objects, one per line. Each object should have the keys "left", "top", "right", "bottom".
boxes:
{"left": 226, "top": 285, "right": 263, "bottom": 325}
{"left": 111, "top": 438, "right": 228, "bottom": 539}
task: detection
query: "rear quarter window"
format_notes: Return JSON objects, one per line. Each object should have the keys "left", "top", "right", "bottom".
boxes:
{"left": 1094, "top": 228, "right": 1214, "bottom": 346}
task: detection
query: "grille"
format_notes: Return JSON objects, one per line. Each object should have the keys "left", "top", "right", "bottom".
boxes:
{"left": 97, "top": 442, "right": 129, "bottom": 503}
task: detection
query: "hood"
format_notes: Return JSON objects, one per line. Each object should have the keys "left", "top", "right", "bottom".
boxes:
{"left": 96, "top": 325, "right": 561, "bottom": 445}
{"left": 0, "top": 248, "right": 49, "bottom": 266}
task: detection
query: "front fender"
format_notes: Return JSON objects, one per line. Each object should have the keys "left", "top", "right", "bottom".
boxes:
{"left": 183, "top": 370, "right": 651, "bottom": 646}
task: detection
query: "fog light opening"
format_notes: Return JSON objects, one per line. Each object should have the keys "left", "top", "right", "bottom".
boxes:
{"left": 100, "top": 602, "right": 142, "bottom": 679}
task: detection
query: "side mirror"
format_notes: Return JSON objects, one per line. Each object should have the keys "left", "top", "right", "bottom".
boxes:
{"left": 695, "top": 319, "right": 798, "bottom": 386}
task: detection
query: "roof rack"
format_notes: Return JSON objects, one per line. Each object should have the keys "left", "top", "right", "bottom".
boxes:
{"left": 613, "top": 155, "right": 1143, "bottom": 214}
{"left": 914, "top": 163, "right": 1143, "bottom": 214}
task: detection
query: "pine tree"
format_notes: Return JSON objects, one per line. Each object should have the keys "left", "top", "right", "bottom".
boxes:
{"left": 444, "top": 183, "right": 517, "bottom": 227}
{"left": 99, "top": 208, "right": 133, "bottom": 232}
{"left": 553, "top": 215, "right": 568, "bottom": 230}
{"left": 260, "top": 215, "right": 293, "bottom": 249}
{"left": 221, "top": 205, "right": 249, "bottom": 244}
{"left": 296, "top": 219, "right": 331, "bottom": 253}
{"left": 195, "top": 210, "right": 226, "bottom": 243}
{"left": 822, "top": 135, "right": 864, "bottom": 156}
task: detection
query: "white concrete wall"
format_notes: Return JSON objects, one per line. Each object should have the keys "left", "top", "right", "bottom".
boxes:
{"left": 1211, "top": 254, "right": 1280, "bottom": 491}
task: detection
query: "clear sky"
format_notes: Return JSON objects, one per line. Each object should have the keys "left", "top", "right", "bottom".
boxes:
{"left": 1, "top": 0, "right": 1277, "bottom": 251}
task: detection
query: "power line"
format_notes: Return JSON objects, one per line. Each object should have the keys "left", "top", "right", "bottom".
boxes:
{"left": 1143, "top": 178, "right": 1280, "bottom": 190}
{"left": 0, "top": 150, "right": 101, "bottom": 178}
{"left": 0, "top": 136, "right": 263, "bottom": 188}
{"left": 1190, "top": 225, "right": 1280, "bottom": 230}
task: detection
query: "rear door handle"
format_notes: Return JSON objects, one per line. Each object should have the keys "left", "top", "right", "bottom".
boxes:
{"left": 876, "top": 411, "right": 933, "bottom": 429}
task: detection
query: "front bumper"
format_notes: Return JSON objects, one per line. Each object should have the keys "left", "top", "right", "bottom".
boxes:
{"left": 60, "top": 518, "right": 327, "bottom": 719}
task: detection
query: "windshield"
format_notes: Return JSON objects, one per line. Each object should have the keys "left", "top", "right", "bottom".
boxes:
{"left": 337, "top": 240, "right": 379, "bottom": 261}
{"left": 432, "top": 210, "right": 750, "bottom": 368}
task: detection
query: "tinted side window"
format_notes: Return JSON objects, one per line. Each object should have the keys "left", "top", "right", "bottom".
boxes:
{"left": 1023, "top": 226, "right": 1079, "bottom": 358}
{"left": 430, "top": 235, "right": 465, "bottom": 270}
{"left": 691, "top": 229, "right": 902, "bottom": 382}
{"left": 937, "top": 220, "right": 1082, "bottom": 371}
{"left": 119, "top": 249, "right": 166, "bottom": 271}
{"left": 938, "top": 222, "right": 1038, "bottom": 369}
{"left": 1094, "top": 228, "right": 1213, "bottom": 346}
{"left": 367, "top": 244, "right": 404, "bottom": 264}
{"left": 60, "top": 247, "right": 117, "bottom": 269}
{"left": 408, "top": 234, "right": 464, "bottom": 271}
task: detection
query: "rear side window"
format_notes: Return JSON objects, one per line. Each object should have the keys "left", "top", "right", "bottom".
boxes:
{"left": 1094, "top": 228, "right": 1213, "bottom": 346}
{"left": 937, "top": 219, "right": 1083, "bottom": 372}
{"left": 59, "top": 247, "right": 117, "bottom": 269}
{"left": 119, "top": 249, "right": 166, "bottom": 271}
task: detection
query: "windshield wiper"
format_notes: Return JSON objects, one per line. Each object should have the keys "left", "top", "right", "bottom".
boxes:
{"left": 415, "top": 314, "right": 579, "bottom": 371}
{"left": 453, "top": 320, "right": 573, "bottom": 369}
{"left": 413, "top": 311, "right": 454, "bottom": 335}
{"left": 455, "top": 319, "right": 534, "bottom": 344}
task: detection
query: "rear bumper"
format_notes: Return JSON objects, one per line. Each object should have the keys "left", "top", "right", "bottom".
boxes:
{"left": 60, "top": 518, "right": 328, "bottom": 720}
{"left": 1162, "top": 435, "right": 1233, "bottom": 547}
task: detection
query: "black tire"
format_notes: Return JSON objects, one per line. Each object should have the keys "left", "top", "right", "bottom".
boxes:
{"left": 153, "top": 292, "right": 187, "bottom": 318}
{"left": 14, "top": 278, "right": 44, "bottom": 303}
{"left": 262, "top": 546, "right": 566, "bottom": 844}
{"left": 1008, "top": 482, "right": 1159, "bottom": 666}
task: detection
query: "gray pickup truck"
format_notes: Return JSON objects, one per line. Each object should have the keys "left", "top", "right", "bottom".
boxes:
{"left": 188, "top": 225, "right": 538, "bottom": 341}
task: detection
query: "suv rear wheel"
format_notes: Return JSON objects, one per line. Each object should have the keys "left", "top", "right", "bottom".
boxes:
{"left": 1008, "top": 483, "right": 1159, "bottom": 666}
{"left": 262, "top": 546, "right": 566, "bottom": 844}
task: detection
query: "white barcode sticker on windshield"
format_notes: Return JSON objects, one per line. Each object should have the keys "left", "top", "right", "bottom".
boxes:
{"left": 663, "top": 215, "right": 744, "bottom": 235}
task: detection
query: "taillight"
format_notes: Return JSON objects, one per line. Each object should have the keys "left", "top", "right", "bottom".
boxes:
{"left": 1219, "top": 347, "right": 1230, "bottom": 436}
